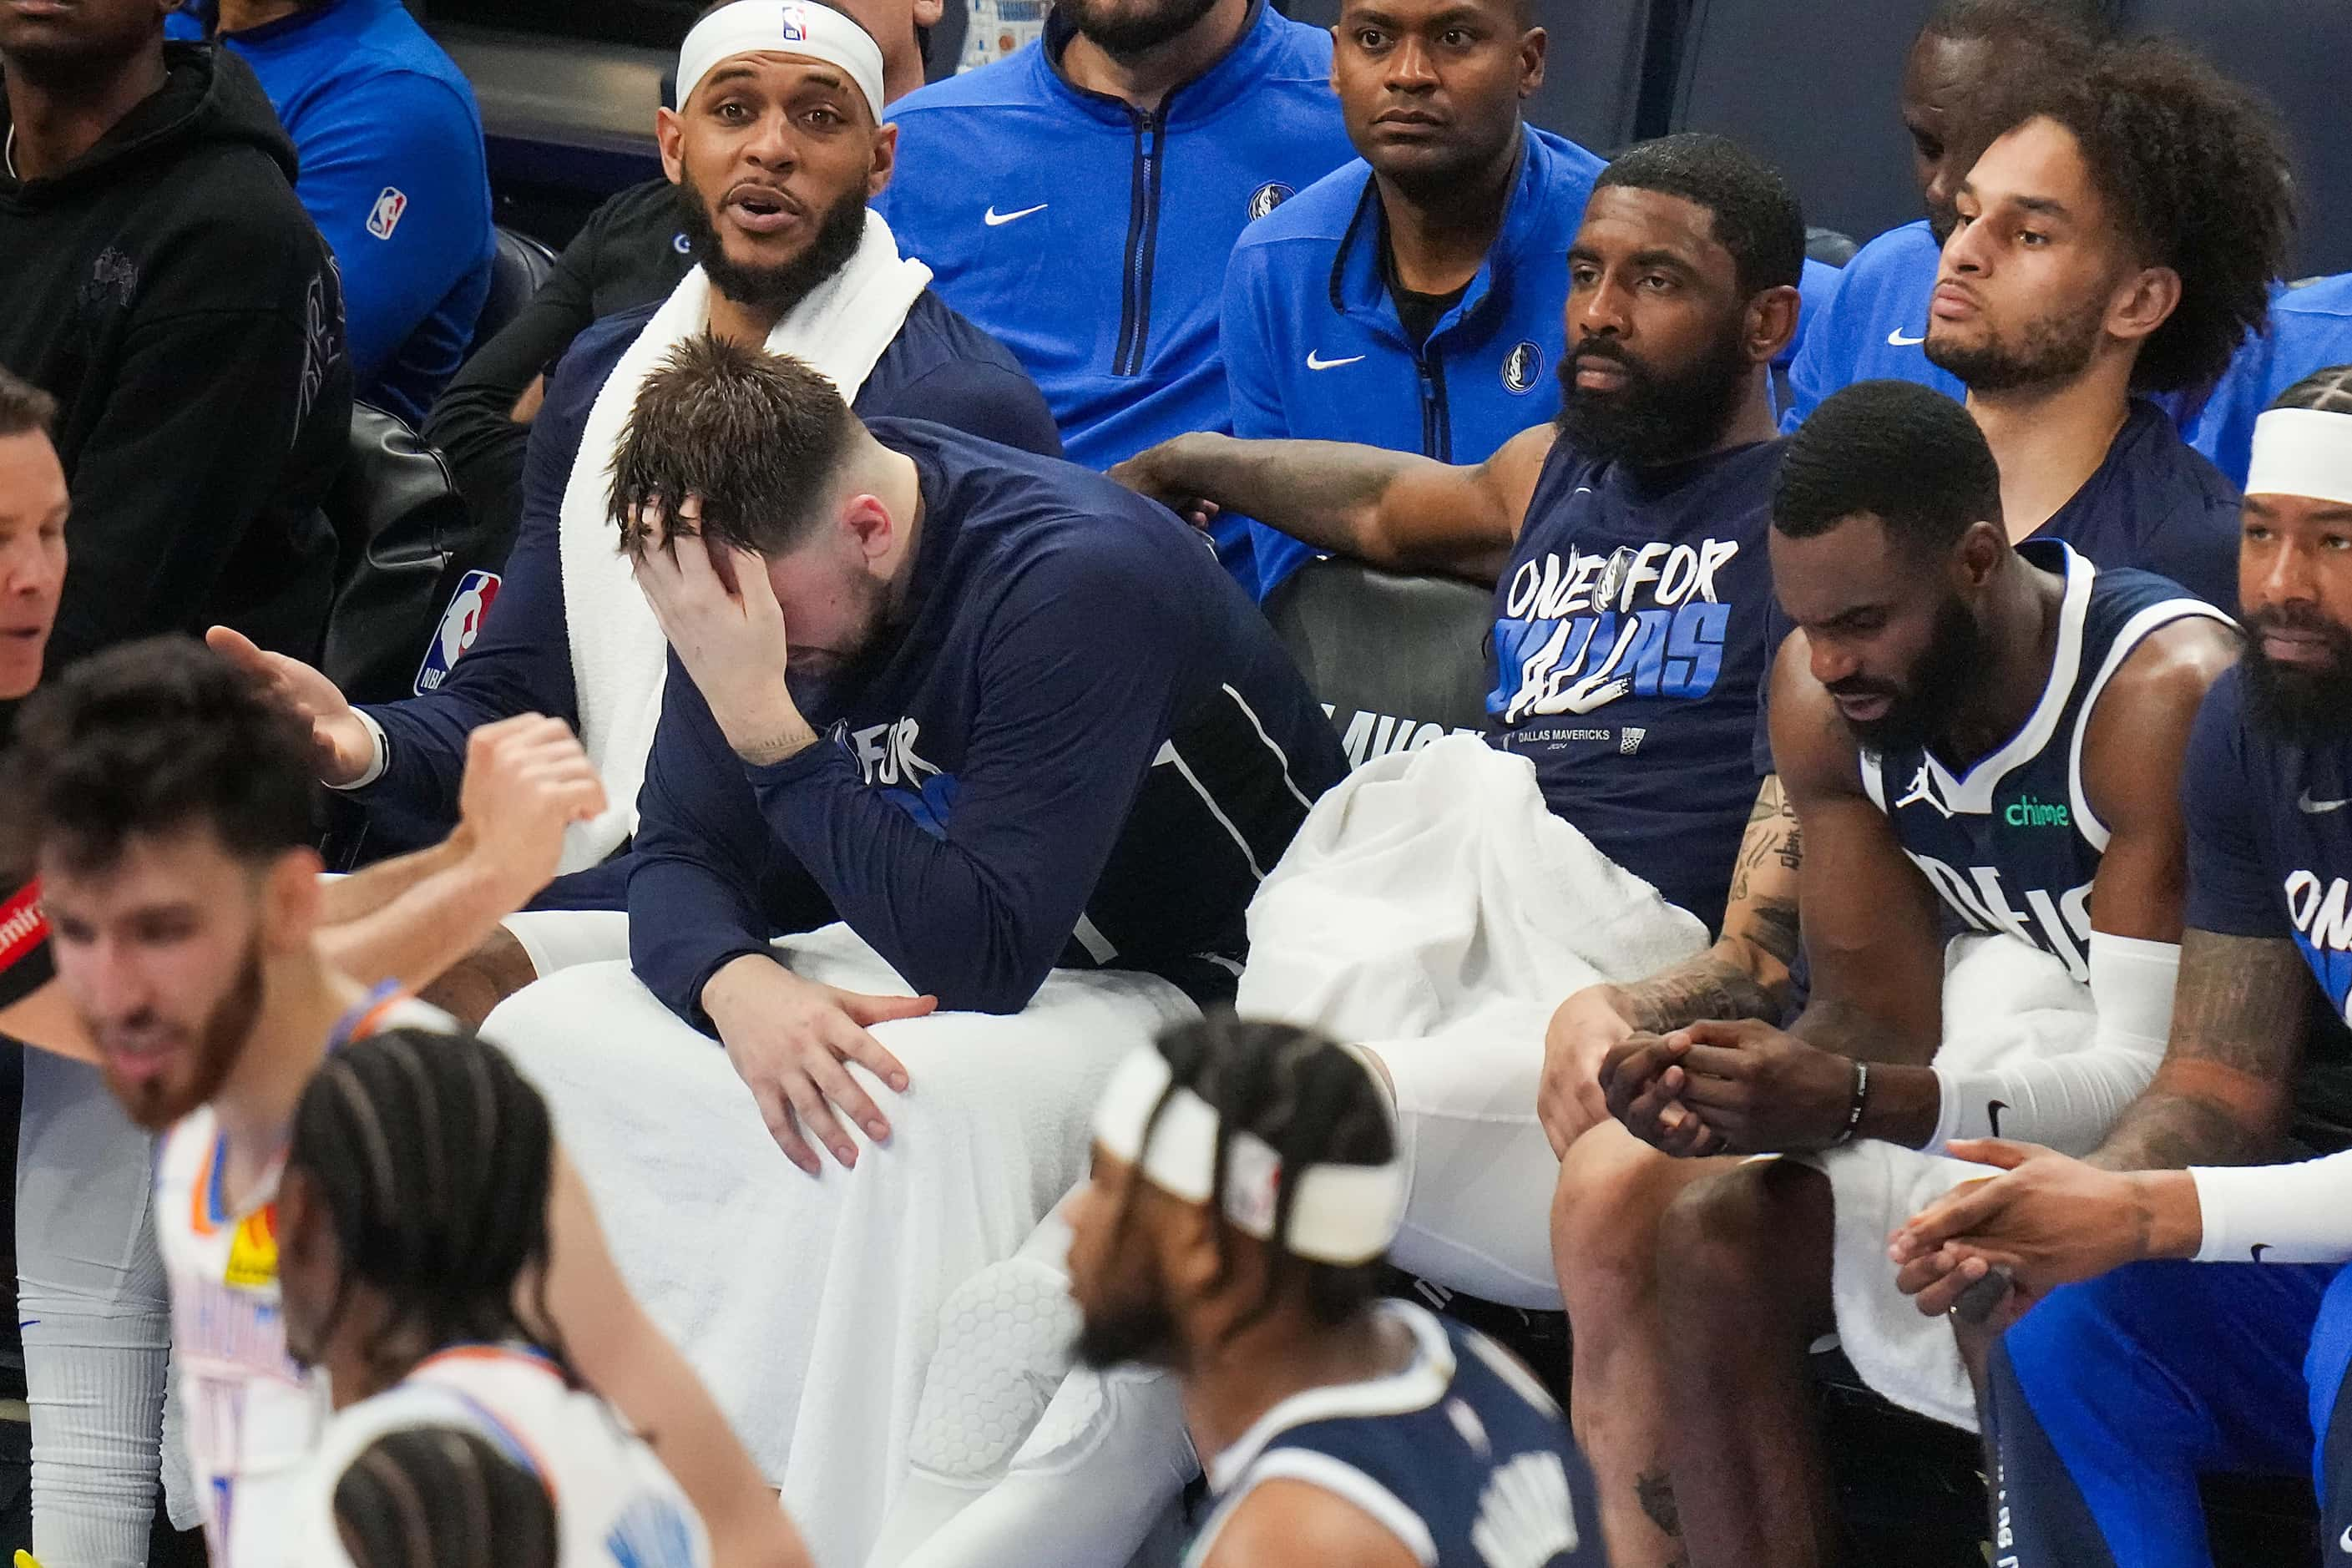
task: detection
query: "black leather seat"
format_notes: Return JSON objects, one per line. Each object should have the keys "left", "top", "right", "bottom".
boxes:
{"left": 1262, "top": 558, "right": 1494, "bottom": 770}
{"left": 321, "top": 405, "right": 508, "bottom": 708}
{"left": 473, "top": 225, "right": 558, "bottom": 355}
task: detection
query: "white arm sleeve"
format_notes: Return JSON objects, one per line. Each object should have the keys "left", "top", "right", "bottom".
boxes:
{"left": 1928, "top": 933, "right": 2178, "bottom": 1156}
{"left": 2193, "top": 1154, "right": 2352, "bottom": 1265}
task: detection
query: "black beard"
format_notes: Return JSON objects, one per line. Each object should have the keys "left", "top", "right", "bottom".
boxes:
{"left": 674, "top": 176, "right": 869, "bottom": 321}
{"left": 1059, "top": 0, "right": 1222, "bottom": 59}
{"left": 1924, "top": 302, "right": 2103, "bottom": 393}
{"left": 1836, "top": 594, "right": 1990, "bottom": 754}
{"left": 1552, "top": 323, "right": 1752, "bottom": 468}
{"left": 2241, "top": 608, "right": 2352, "bottom": 745}
{"left": 1073, "top": 1298, "right": 1181, "bottom": 1372}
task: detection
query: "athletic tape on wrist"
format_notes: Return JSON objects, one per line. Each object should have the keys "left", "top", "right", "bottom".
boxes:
{"left": 677, "top": 1, "right": 886, "bottom": 125}
{"left": 2245, "top": 407, "right": 2352, "bottom": 508}
{"left": 1090, "top": 1047, "right": 1407, "bottom": 1267}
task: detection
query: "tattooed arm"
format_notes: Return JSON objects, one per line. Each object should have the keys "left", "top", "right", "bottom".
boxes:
{"left": 2087, "top": 929, "right": 2310, "bottom": 1171}
{"left": 1108, "top": 424, "right": 1555, "bottom": 584}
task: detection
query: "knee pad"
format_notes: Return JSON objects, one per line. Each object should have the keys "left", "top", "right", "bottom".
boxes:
{"left": 903, "top": 1253, "right": 1080, "bottom": 1481}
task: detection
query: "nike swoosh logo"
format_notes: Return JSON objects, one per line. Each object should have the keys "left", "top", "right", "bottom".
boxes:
{"left": 983, "top": 203, "right": 1048, "bottom": 227}
{"left": 1987, "top": 1100, "right": 2008, "bottom": 1139}
{"left": 2253, "top": 1243, "right": 2273, "bottom": 1264}
{"left": 1888, "top": 327, "right": 1927, "bottom": 346}
{"left": 2300, "top": 790, "right": 2349, "bottom": 814}
{"left": 1307, "top": 352, "right": 1367, "bottom": 371}
{"left": 2339, "top": 1522, "right": 2351, "bottom": 1552}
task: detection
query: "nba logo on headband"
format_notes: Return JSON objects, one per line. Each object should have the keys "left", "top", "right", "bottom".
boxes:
{"left": 780, "top": 2, "right": 807, "bottom": 40}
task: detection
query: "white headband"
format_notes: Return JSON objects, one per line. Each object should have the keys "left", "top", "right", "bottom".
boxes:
{"left": 677, "top": 2, "right": 887, "bottom": 127}
{"left": 2245, "top": 407, "right": 2352, "bottom": 508}
{"left": 1090, "top": 1046, "right": 1408, "bottom": 1267}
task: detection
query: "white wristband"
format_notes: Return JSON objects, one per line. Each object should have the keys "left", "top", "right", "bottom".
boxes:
{"left": 2191, "top": 1155, "right": 2352, "bottom": 1266}
{"left": 326, "top": 711, "right": 390, "bottom": 792}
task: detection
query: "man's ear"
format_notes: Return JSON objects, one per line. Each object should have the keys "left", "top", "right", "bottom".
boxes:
{"left": 841, "top": 493, "right": 898, "bottom": 568}
{"left": 262, "top": 847, "right": 326, "bottom": 959}
{"left": 867, "top": 122, "right": 900, "bottom": 200}
{"left": 2105, "top": 264, "right": 2183, "bottom": 350}
{"left": 1956, "top": 518, "right": 2010, "bottom": 591}
{"left": 655, "top": 106, "right": 687, "bottom": 188}
{"left": 913, "top": 0, "right": 944, "bottom": 30}
{"left": 1748, "top": 284, "right": 1803, "bottom": 366}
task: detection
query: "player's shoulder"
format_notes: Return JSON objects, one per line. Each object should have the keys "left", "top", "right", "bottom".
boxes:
{"left": 886, "top": 48, "right": 1050, "bottom": 119}
{"left": 1231, "top": 159, "right": 1373, "bottom": 255}
{"left": 1201, "top": 1478, "right": 1424, "bottom": 1568}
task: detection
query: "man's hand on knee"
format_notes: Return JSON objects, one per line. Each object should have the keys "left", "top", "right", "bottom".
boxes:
{"left": 1601, "top": 1034, "right": 1724, "bottom": 1160}
{"left": 702, "top": 954, "right": 937, "bottom": 1175}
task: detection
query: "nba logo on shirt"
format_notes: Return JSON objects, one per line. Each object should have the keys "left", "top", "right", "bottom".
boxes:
{"left": 1503, "top": 341, "right": 1545, "bottom": 396}
{"left": 1247, "top": 183, "right": 1294, "bottom": 221}
{"left": 413, "top": 571, "right": 503, "bottom": 695}
{"left": 780, "top": 3, "right": 808, "bottom": 40}
{"left": 366, "top": 187, "right": 408, "bottom": 241}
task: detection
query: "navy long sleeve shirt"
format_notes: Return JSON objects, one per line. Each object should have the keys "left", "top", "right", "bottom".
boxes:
{"left": 630, "top": 420, "right": 1348, "bottom": 1021}
{"left": 347, "top": 291, "right": 1063, "bottom": 901}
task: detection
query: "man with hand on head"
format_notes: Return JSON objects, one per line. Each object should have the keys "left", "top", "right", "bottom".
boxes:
{"left": 1559, "top": 379, "right": 2236, "bottom": 1568}
{"left": 1218, "top": 0, "right": 1602, "bottom": 599}
{"left": 213, "top": 0, "right": 1060, "bottom": 1019}
{"left": 876, "top": 0, "right": 1356, "bottom": 585}
{"left": 1888, "top": 369, "right": 2352, "bottom": 1565}
{"left": 1068, "top": 1015, "right": 1607, "bottom": 1568}
{"left": 479, "top": 335, "right": 1344, "bottom": 1565}
{"left": 5, "top": 641, "right": 807, "bottom": 1568}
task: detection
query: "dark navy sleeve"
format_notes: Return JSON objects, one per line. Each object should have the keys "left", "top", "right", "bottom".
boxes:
{"left": 2140, "top": 481, "right": 2243, "bottom": 614}
{"left": 742, "top": 543, "right": 1196, "bottom": 1014}
{"left": 287, "top": 69, "right": 489, "bottom": 391}
{"left": 628, "top": 660, "right": 833, "bottom": 1029}
{"left": 879, "top": 358, "right": 1065, "bottom": 460}
{"left": 2184, "top": 670, "right": 2286, "bottom": 938}
{"left": 352, "top": 335, "right": 599, "bottom": 839}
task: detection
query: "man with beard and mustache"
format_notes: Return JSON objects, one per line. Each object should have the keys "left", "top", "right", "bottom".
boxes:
{"left": 1779, "top": 0, "right": 2105, "bottom": 429}
{"left": 472, "top": 333, "right": 1344, "bottom": 1566}
{"left": 210, "top": 0, "right": 1061, "bottom": 1021}
{"left": 1215, "top": 0, "right": 1603, "bottom": 599}
{"left": 1064, "top": 1014, "right": 1607, "bottom": 1568}
{"left": 1880, "top": 368, "right": 2352, "bottom": 1565}
{"left": 1567, "top": 378, "right": 2238, "bottom": 1568}
{"left": 874, "top": 0, "right": 1355, "bottom": 589}
{"left": 3, "top": 639, "right": 812, "bottom": 1568}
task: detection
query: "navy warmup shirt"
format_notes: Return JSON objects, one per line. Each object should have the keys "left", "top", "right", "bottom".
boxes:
{"left": 1488, "top": 438, "right": 1782, "bottom": 935}
{"left": 347, "top": 292, "right": 1064, "bottom": 893}
{"left": 629, "top": 420, "right": 1349, "bottom": 1020}
{"left": 874, "top": 0, "right": 1356, "bottom": 584}
{"left": 1222, "top": 127, "right": 1606, "bottom": 600}
{"left": 1859, "top": 543, "right": 2228, "bottom": 982}
{"left": 171, "top": 0, "right": 493, "bottom": 425}
{"left": 1187, "top": 1302, "right": 1606, "bottom": 1568}
{"left": 2185, "top": 664, "right": 2352, "bottom": 1151}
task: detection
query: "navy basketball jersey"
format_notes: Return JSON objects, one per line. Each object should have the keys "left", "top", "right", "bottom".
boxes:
{"left": 1186, "top": 1302, "right": 1605, "bottom": 1568}
{"left": 1860, "top": 541, "right": 2232, "bottom": 982}
{"left": 1486, "top": 437, "right": 1782, "bottom": 933}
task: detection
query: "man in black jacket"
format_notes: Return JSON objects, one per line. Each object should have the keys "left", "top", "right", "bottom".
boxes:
{"left": 0, "top": 0, "right": 352, "bottom": 713}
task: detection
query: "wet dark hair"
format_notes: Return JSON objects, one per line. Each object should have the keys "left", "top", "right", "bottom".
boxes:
{"left": 2004, "top": 38, "right": 2294, "bottom": 394}
{"left": 287, "top": 1027, "right": 566, "bottom": 1388}
{"left": 609, "top": 334, "right": 857, "bottom": 560}
{"left": 1774, "top": 379, "right": 2004, "bottom": 556}
{"left": 1119, "top": 1014, "right": 1397, "bottom": 1331}
{"left": 1592, "top": 134, "right": 1807, "bottom": 299}
{"left": 333, "top": 1427, "right": 558, "bottom": 1568}
{"left": 0, "top": 637, "right": 314, "bottom": 876}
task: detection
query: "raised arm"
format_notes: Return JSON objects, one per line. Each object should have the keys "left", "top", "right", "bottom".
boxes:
{"left": 1108, "top": 423, "right": 1554, "bottom": 583}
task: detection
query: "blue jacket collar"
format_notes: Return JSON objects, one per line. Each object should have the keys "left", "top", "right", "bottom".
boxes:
{"left": 197, "top": 0, "right": 355, "bottom": 45}
{"left": 1037, "top": 0, "right": 1284, "bottom": 126}
{"left": 1328, "top": 123, "right": 1539, "bottom": 346}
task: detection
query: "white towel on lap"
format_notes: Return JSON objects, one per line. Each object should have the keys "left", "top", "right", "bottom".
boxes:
{"left": 1237, "top": 736, "right": 1710, "bottom": 1306}
{"left": 1813, "top": 932, "right": 2096, "bottom": 1431}
{"left": 554, "top": 214, "right": 932, "bottom": 873}
{"left": 483, "top": 923, "right": 1198, "bottom": 1568}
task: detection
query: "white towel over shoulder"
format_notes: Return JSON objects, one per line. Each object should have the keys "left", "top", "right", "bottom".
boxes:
{"left": 1815, "top": 932, "right": 2096, "bottom": 1431}
{"left": 555, "top": 210, "right": 933, "bottom": 872}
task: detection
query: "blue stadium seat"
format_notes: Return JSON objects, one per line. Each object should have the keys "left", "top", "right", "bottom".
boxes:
{"left": 2117, "top": 0, "right": 2352, "bottom": 276}
{"left": 1671, "top": 0, "right": 1946, "bottom": 247}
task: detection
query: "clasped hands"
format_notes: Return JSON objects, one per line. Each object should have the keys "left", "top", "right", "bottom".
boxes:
{"left": 1599, "top": 1018, "right": 1862, "bottom": 1159}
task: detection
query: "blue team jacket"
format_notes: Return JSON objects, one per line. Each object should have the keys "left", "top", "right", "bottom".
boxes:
{"left": 170, "top": 0, "right": 493, "bottom": 425}
{"left": 1780, "top": 219, "right": 1958, "bottom": 432}
{"left": 2181, "top": 272, "right": 2352, "bottom": 486}
{"left": 874, "top": 0, "right": 1357, "bottom": 584}
{"left": 1223, "top": 127, "right": 1606, "bottom": 599}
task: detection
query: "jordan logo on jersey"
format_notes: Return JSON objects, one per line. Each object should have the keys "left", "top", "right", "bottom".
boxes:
{"left": 1492, "top": 539, "right": 1742, "bottom": 726}
{"left": 224, "top": 1206, "right": 279, "bottom": 1290}
{"left": 1469, "top": 1450, "right": 1582, "bottom": 1568}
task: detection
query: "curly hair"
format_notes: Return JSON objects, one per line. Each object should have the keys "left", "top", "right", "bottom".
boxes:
{"left": 2020, "top": 39, "right": 2294, "bottom": 394}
